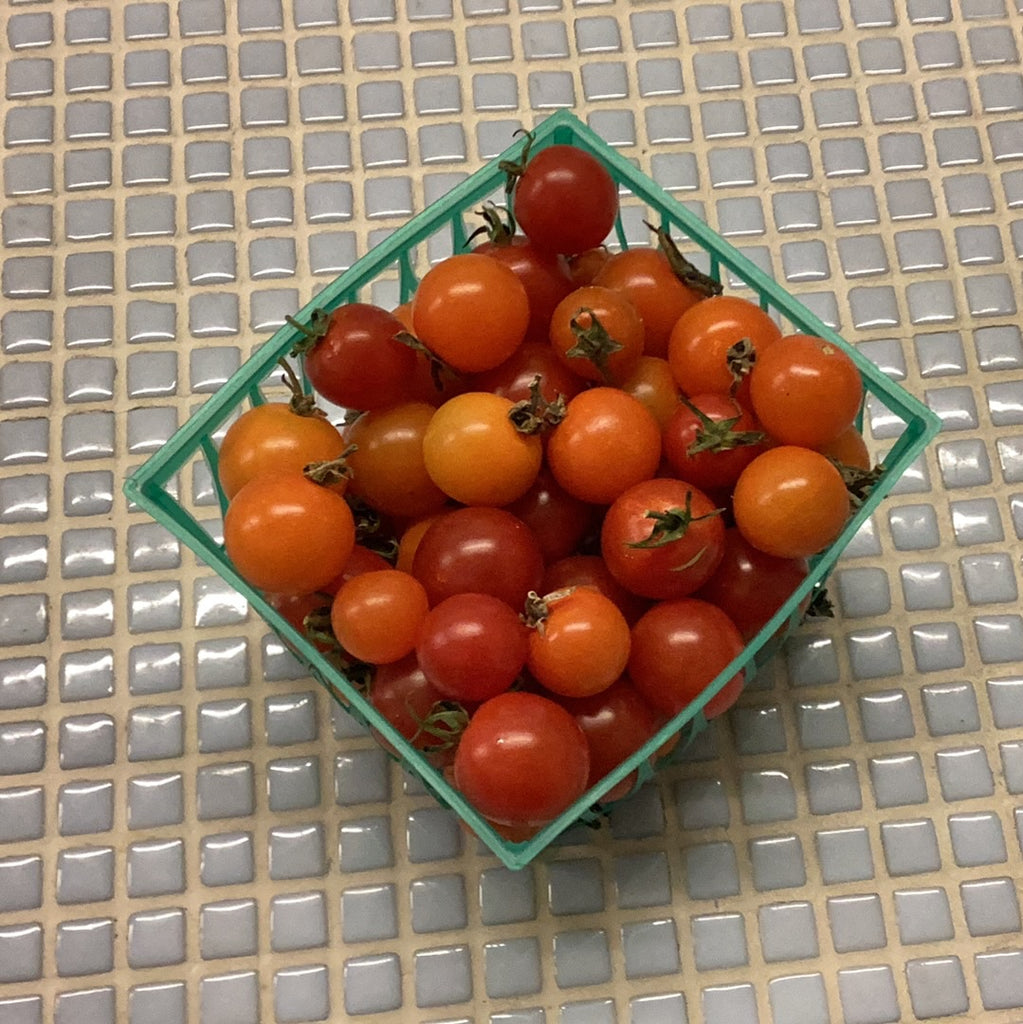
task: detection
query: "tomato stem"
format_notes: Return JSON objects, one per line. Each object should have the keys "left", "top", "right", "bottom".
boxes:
{"left": 565, "top": 308, "right": 624, "bottom": 383}
{"left": 395, "top": 330, "right": 459, "bottom": 393}
{"left": 644, "top": 221, "right": 723, "bottom": 298}
{"left": 725, "top": 338, "right": 757, "bottom": 395}
{"left": 830, "top": 459, "right": 884, "bottom": 508}
{"left": 304, "top": 444, "right": 358, "bottom": 488}
{"left": 497, "top": 128, "right": 538, "bottom": 234}
{"left": 465, "top": 202, "right": 515, "bottom": 247}
{"left": 628, "top": 492, "right": 724, "bottom": 549}
{"left": 806, "top": 586, "right": 835, "bottom": 618}
{"left": 286, "top": 309, "right": 330, "bottom": 355}
{"left": 276, "top": 357, "right": 327, "bottom": 418}
{"left": 681, "top": 396, "right": 765, "bottom": 456}
{"left": 409, "top": 699, "right": 470, "bottom": 752}
{"left": 508, "top": 375, "right": 567, "bottom": 435}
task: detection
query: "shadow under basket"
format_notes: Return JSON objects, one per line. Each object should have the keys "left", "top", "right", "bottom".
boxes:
{"left": 124, "top": 109, "right": 941, "bottom": 870}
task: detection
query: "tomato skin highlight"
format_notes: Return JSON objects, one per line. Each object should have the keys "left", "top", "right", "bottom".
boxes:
{"left": 732, "top": 446, "right": 850, "bottom": 559}
{"left": 412, "top": 253, "right": 530, "bottom": 373}
{"left": 628, "top": 598, "right": 746, "bottom": 720}
{"left": 513, "top": 145, "right": 619, "bottom": 256}
{"left": 417, "top": 593, "right": 529, "bottom": 703}
{"left": 217, "top": 403, "right": 347, "bottom": 501}
{"left": 749, "top": 333, "right": 864, "bottom": 448}
{"left": 224, "top": 473, "right": 355, "bottom": 596}
{"left": 526, "top": 587, "right": 632, "bottom": 699}
{"left": 453, "top": 691, "right": 590, "bottom": 826}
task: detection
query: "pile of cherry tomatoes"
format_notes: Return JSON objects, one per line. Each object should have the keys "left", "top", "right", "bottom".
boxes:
{"left": 218, "top": 138, "right": 871, "bottom": 839}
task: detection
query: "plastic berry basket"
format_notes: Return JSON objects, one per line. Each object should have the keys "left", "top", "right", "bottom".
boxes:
{"left": 124, "top": 109, "right": 941, "bottom": 870}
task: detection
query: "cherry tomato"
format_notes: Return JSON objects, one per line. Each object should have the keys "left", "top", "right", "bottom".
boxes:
{"left": 749, "top": 334, "right": 864, "bottom": 448}
{"left": 345, "top": 402, "right": 449, "bottom": 519}
{"left": 412, "top": 253, "right": 530, "bottom": 373}
{"left": 412, "top": 506, "right": 544, "bottom": 609}
{"left": 505, "top": 467, "right": 597, "bottom": 564}
{"left": 336, "top": 544, "right": 393, "bottom": 586}
{"left": 224, "top": 473, "right": 355, "bottom": 595}
{"left": 619, "top": 355, "right": 681, "bottom": 428}
{"left": 733, "top": 446, "right": 850, "bottom": 559}
{"left": 371, "top": 654, "right": 465, "bottom": 757}
{"left": 512, "top": 144, "right": 618, "bottom": 256}
{"left": 661, "top": 393, "right": 766, "bottom": 493}
{"left": 816, "top": 423, "right": 871, "bottom": 471}
{"left": 454, "top": 691, "right": 590, "bottom": 826}
{"left": 628, "top": 598, "right": 746, "bottom": 719}
{"left": 217, "top": 403, "right": 347, "bottom": 501}
{"left": 567, "top": 246, "right": 611, "bottom": 286}
{"left": 422, "top": 392, "right": 542, "bottom": 507}
{"left": 547, "top": 387, "right": 662, "bottom": 505}
{"left": 474, "top": 235, "right": 575, "bottom": 344}
{"left": 668, "top": 295, "right": 782, "bottom": 398}
{"left": 303, "top": 303, "right": 417, "bottom": 410}
{"left": 601, "top": 478, "right": 726, "bottom": 600}
{"left": 395, "top": 514, "right": 444, "bottom": 575}
{"left": 471, "top": 341, "right": 585, "bottom": 407}
{"left": 541, "top": 554, "right": 651, "bottom": 626}
{"left": 526, "top": 586, "right": 631, "bottom": 698}
{"left": 560, "top": 678, "right": 660, "bottom": 802}
{"left": 593, "top": 247, "right": 705, "bottom": 358}
{"left": 330, "top": 569, "right": 429, "bottom": 665}
{"left": 267, "top": 590, "right": 334, "bottom": 652}
{"left": 697, "top": 528, "right": 809, "bottom": 642}
{"left": 417, "top": 593, "right": 529, "bottom": 703}
{"left": 549, "top": 285, "right": 644, "bottom": 385}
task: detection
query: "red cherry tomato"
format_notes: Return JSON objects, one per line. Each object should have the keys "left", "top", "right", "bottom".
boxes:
{"left": 628, "top": 598, "right": 746, "bottom": 720}
{"left": 303, "top": 303, "right": 416, "bottom": 410}
{"left": 505, "top": 467, "right": 597, "bottom": 564}
{"left": 697, "top": 528, "right": 809, "bottom": 642}
{"left": 411, "top": 506, "right": 544, "bottom": 609}
{"left": 512, "top": 144, "right": 619, "bottom": 256}
{"left": 471, "top": 341, "right": 585, "bottom": 407}
{"left": 541, "top": 554, "right": 651, "bottom": 626}
{"left": 474, "top": 235, "right": 575, "bottom": 344}
{"left": 601, "top": 478, "right": 726, "bottom": 600}
{"left": 416, "top": 593, "right": 529, "bottom": 703}
{"left": 453, "top": 692, "right": 590, "bottom": 826}
{"left": 661, "top": 393, "right": 766, "bottom": 493}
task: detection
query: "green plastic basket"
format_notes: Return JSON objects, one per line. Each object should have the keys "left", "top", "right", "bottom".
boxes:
{"left": 124, "top": 109, "right": 941, "bottom": 870}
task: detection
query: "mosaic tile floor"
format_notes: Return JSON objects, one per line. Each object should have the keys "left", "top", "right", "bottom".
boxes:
{"left": 2, "top": 0, "right": 1023, "bottom": 1021}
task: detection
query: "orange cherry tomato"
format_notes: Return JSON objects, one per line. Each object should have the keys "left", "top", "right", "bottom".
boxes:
{"left": 345, "top": 402, "right": 449, "bottom": 519}
{"left": 547, "top": 387, "right": 662, "bottom": 505}
{"left": 527, "top": 587, "right": 631, "bottom": 698}
{"left": 330, "top": 569, "right": 429, "bottom": 665}
{"left": 593, "top": 246, "right": 706, "bottom": 358}
{"left": 549, "top": 285, "right": 644, "bottom": 385}
{"left": 732, "top": 446, "right": 850, "bottom": 559}
{"left": 668, "top": 295, "right": 782, "bottom": 397}
{"left": 422, "top": 392, "right": 542, "bottom": 507}
{"left": 217, "top": 403, "right": 346, "bottom": 500}
{"left": 412, "top": 253, "right": 530, "bottom": 373}
{"left": 224, "top": 473, "right": 355, "bottom": 595}
{"left": 817, "top": 423, "right": 871, "bottom": 471}
{"left": 749, "top": 334, "right": 864, "bottom": 448}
